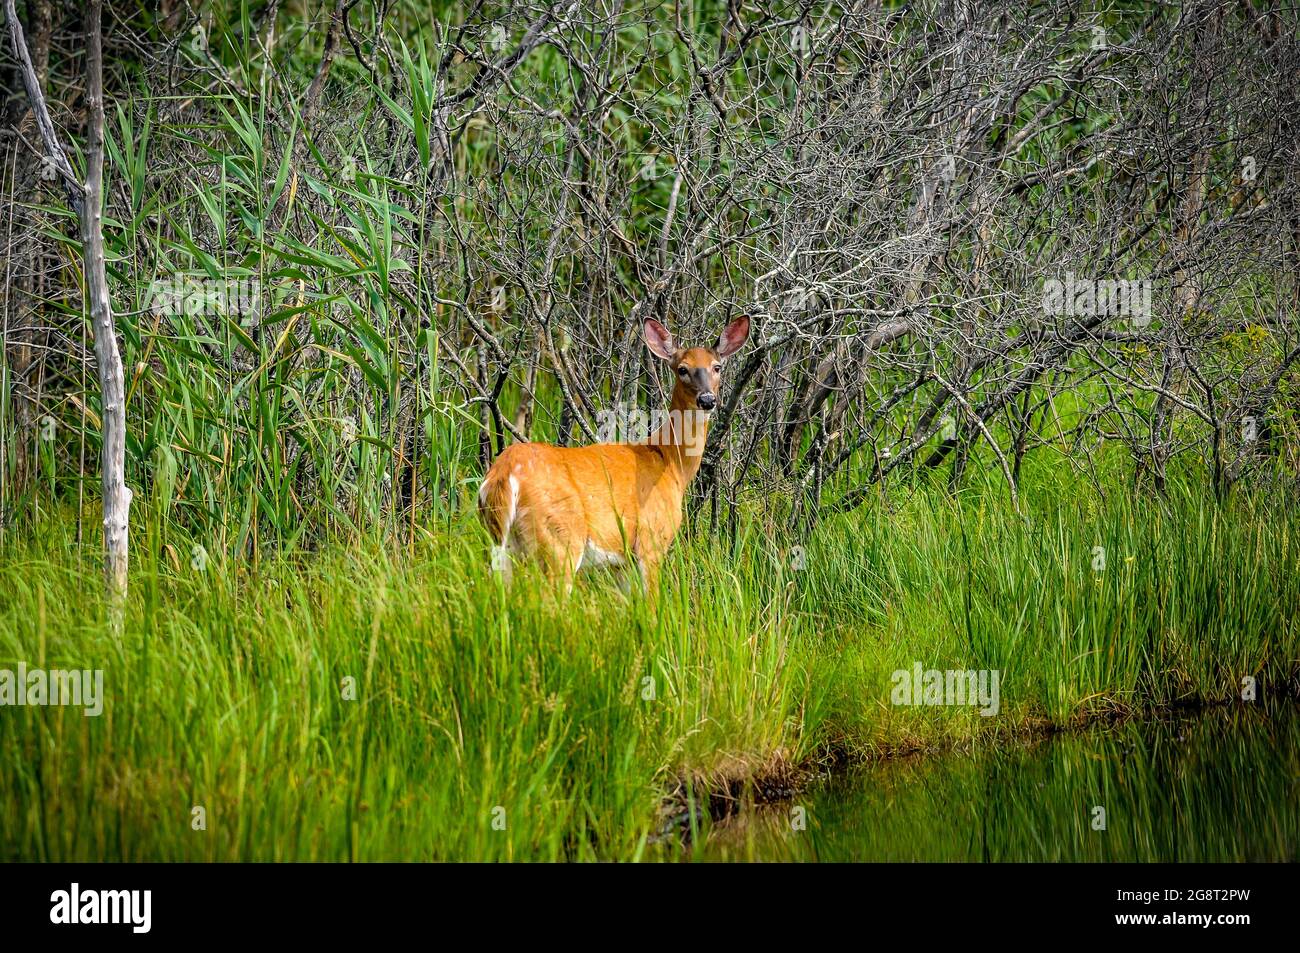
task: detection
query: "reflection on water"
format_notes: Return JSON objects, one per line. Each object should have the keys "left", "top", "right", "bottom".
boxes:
{"left": 697, "top": 705, "right": 1300, "bottom": 862}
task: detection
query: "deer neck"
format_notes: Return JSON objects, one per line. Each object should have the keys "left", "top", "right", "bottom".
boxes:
{"left": 648, "top": 388, "right": 710, "bottom": 484}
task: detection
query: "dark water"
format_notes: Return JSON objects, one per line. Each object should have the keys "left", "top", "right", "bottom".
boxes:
{"left": 696, "top": 705, "right": 1300, "bottom": 862}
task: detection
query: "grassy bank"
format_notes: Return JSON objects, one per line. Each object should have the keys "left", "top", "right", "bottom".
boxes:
{"left": 1, "top": 478, "right": 1297, "bottom": 861}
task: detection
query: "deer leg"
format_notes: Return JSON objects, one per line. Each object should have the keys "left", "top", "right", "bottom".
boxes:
{"left": 635, "top": 552, "right": 661, "bottom": 606}
{"left": 489, "top": 542, "right": 514, "bottom": 588}
{"left": 538, "top": 532, "right": 583, "bottom": 599}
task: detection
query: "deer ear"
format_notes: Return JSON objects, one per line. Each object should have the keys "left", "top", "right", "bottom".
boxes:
{"left": 643, "top": 318, "right": 675, "bottom": 360}
{"left": 715, "top": 315, "right": 751, "bottom": 358}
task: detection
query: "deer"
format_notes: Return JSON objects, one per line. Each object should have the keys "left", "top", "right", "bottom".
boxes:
{"left": 477, "top": 315, "right": 751, "bottom": 596}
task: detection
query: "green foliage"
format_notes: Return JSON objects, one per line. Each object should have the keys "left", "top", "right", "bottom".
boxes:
{"left": 2, "top": 476, "right": 1294, "bottom": 860}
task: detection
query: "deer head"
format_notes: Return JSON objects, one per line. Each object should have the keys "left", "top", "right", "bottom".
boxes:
{"left": 643, "top": 315, "right": 751, "bottom": 412}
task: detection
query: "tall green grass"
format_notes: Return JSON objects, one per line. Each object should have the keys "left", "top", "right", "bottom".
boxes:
{"left": 1, "top": 476, "right": 1295, "bottom": 860}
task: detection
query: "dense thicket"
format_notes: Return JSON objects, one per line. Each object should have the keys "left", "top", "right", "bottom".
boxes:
{"left": 4, "top": 1, "right": 1299, "bottom": 548}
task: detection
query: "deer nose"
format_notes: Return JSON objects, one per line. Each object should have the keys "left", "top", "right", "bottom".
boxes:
{"left": 697, "top": 393, "right": 717, "bottom": 411}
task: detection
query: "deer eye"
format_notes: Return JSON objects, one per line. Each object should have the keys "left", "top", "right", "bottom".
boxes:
{"left": 677, "top": 366, "right": 688, "bottom": 376}
{"left": 712, "top": 364, "right": 722, "bottom": 373}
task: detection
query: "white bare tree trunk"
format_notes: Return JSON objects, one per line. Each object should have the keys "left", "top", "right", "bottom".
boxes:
{"left": 6, "top": 0, "right": 131, "bottom": 601}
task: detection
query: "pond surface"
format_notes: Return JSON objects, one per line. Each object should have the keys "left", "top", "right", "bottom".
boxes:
{"left": 695, "top": 704, "right": 1300, "bottom": 861}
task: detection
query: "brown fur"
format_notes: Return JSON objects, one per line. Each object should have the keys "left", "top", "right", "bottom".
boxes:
{"left": 478, "top": 317, "right": 749, "bottom": 595}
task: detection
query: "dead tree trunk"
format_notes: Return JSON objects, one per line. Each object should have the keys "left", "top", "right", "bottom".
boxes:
{"left": 6, "top": 0, "right": 131, "bottom": 600}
